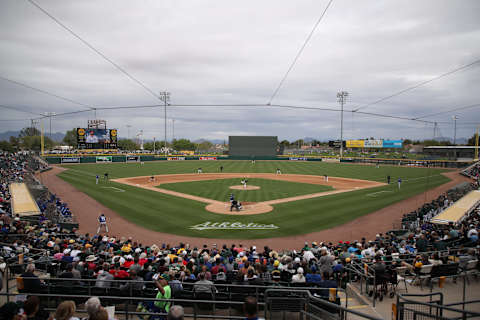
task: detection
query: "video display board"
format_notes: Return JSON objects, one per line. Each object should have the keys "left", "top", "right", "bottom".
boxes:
{"left": 77, "top": 128, "right": 117, "bottom": 149}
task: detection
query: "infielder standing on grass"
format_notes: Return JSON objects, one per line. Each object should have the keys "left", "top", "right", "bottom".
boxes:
{"left": 96, "top": 175, "right": 99, "bottom": 185}
{"left": 97, "top": 213, "right": 108, "bottom": 233}
{"left": 398, "top": 178, "right": 402, "bottom": 189}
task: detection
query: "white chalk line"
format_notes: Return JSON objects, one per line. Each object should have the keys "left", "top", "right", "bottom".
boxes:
{"left": 366, "top": 190, "right": 394, "bottom": 197}
{"left": 101, "top": 186, "right": 125, "bottom": 192}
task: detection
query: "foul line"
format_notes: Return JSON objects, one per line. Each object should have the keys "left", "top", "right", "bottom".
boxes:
{"left": 101, "top": 186, "right": 125, "bottom": 192}
{"left": 366, "top": 190, "right": 393, "bottom": 198}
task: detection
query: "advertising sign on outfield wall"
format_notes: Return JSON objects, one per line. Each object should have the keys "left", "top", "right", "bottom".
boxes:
{"left": 199, "top": 157, "right": 217, "bottom": 160}
{"left": 167, "top": 157, "right": 186, "bottom": 161}
{"left": 96, "top": 156, "right": 112, "bottom": 163}
{"left": 126, "top": 155, "right": 140, "bottom": 162}
{"left": 364, "top": 139, "right": 383, "bottom": 148}
{"left": 346, "top": 140, "right": 365, "bottom": 148}
{"left": 289, "top": 157, "right": 308, "bottom": 161}
{"left": 383, "top": 140, "right": 403, "bottom": 148}
{"left": 61, "top": 157, "right": 81, "bottom": 163}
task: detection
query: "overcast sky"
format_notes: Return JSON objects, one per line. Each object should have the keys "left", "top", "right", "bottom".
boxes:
{"left": 0, "top": 0, "right": 479, "bottom": 141}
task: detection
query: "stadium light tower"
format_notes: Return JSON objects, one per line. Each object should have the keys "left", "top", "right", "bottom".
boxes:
{"left": 43, "top": 112, "right": 56, "bottom": 139}
{"left": 337, "top": 91, "right": 348, "bottom": 158}
{"left": 159, "top": 91, "right": 170, "bottom": 157}
{"left": 126, "top": 125, "right": 132, "bottom": 140}
{"left": 453, "top": 115, "right": 458, "bottom": 160}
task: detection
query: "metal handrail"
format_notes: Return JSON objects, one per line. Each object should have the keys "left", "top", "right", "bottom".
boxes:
{"left": 264, "top": 288, "right": 383, "bottom": 320}
{"left": 397, "top": 293, "right": 480, "bottom": 318}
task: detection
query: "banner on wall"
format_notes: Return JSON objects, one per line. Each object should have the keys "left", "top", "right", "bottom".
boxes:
{"left": 364, "top": 139, "right": 383, "bottom": 148}
{"left": 126, "top": 155, "right": 140, "bottom": 162}
{"left": 167, "top": 157, "right": 185, "bottom": 161}
{"left": 96, "top": 156, "right": 112, "bottom": 163}
{"left": 199, "top": 157, "right": 217, "bottom": 160}
{"left": 346, "top": 140, "right": 364, "bottom": 148}
{"left": 383, "top": 140, "right": 403, "bottom": 148}
{"left": 61, "top": 157, "right": 80, "bottom": 163}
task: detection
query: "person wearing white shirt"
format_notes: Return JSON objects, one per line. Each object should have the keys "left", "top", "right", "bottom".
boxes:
{"left": 291, "top": 268, "right": 306, "bottom": 283}
{"left": 86, "top": 131, "right": 99, "bottom": 143}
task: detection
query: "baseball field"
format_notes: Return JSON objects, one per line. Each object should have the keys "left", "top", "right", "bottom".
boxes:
{"left": 53, "top": 160, "right": 452, "bottom": 240}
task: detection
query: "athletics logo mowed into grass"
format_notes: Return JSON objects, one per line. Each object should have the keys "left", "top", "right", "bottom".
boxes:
{"left": 190, "top": 221, "right": 279, "bottom": 230}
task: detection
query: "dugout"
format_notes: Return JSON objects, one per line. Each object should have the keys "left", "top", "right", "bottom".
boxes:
{"left": 228, "top": 136, "right": 280, "bottom": 159}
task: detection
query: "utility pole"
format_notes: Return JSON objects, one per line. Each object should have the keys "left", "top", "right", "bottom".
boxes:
{"left": 153, "top": 137, "right": 156, "bottom": 154}
{"left": 433, "top": 122, "right": 438, "bottom": 140}
{"left": 126, "top": 125, "right": 132, "bottom": 140}
{"left": 474, "top": 126, "right": 479, "bottom": 161}
{"left": 453, "top": 115, "right": 458, "bottom": 160}
{"left": 43, "top": 112, "right": 56, "bottom": 139}
{"left": 337, "top": 91, "right": 348, "bottom": 158}
{"left": 172, "top": 119, "right": 175, "bottom": 142}
{"left": 159, "top": 91, "right": 170, "bottom": 157}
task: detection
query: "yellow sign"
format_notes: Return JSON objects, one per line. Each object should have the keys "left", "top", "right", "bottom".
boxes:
{"left": 346, "top": 140, "right": 364, "bottom": 148}
{"left": 180, "top": 150, "right": 195, "bottom": 155}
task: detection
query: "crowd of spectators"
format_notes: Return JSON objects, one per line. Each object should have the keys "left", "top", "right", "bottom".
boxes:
{"left": 0, "top": 153, "right": 479, "bottom": 320}
{"left": 462, "top": 161, "right": 480, "bottom": 180}
{"left": 401, "top": 180, "right": 479, "bottom": 230}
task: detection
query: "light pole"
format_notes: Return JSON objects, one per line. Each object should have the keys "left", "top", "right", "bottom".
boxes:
{"left": 159, "top": 92, "right": 170, "bottom": 157}
{"left": 453, "top": 115, "right": 458, "bottom": 160}
{"left": 126, "top": 125, "right": 132, "bottom": 140}
{"left": 43, "top": 112, "right": 56, "bottom": 139}
{"left": 172, "top": 119, "right": 175, "bottom": 143}
{"left": 337, "top": 91, "right": 348, "bottom": 158}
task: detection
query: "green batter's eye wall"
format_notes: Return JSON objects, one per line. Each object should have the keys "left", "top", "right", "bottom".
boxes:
{"left": 228, "top": 136, "right": 279, "bottom": 157}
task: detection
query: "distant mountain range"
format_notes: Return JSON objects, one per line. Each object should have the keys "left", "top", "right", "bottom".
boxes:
{"left": 0, "top": 130, "right": 65, "bottom": 142}
{"left": 434, "top": 136, "right": 468, "bottom": 144}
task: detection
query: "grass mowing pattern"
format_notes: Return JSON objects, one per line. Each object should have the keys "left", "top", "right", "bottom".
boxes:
{"left": 160, "top": 178, "right": 334, "bottom": 202}
{"left": 58, "top": 161, "right": 451, "bottom": 239}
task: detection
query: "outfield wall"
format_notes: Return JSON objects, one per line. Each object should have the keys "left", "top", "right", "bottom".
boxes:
{"left": 44, "top": 155, "right": 323, "bottom": 164}
{"left": 43, "top": 154, "right": 471, "bottom": 168}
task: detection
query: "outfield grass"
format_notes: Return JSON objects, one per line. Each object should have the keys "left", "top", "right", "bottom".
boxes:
{"left": 160, "top": 178, "right": 334, "bottom": 202}
{"left": 58, "top": 161, "right": 451, "bottom": 239}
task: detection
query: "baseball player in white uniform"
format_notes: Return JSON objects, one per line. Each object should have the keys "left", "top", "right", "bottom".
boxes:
{"left": 241, "top": 178, "right": 248, "bottom": 189}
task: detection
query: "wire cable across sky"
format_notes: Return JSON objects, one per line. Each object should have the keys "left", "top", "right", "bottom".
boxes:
{"left": 27, "top": 0, "right": 161, "bottom": 101}
{"left": 353, "top": 57, "right": 480, "bottom": 112}
{"left": 267, "top": 0, "right": 334, "bottom": 105}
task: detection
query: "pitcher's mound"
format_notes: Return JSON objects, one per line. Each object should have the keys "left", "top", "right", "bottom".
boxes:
{"left": 229, "top": 185, "right": 260, "bottom": 190}
{"left": 206, "top": 202, "right": 273, "bottom": 215}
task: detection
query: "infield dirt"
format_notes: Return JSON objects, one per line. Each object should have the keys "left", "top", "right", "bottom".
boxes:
{"left": 113, "top": 173, "right": 385, "bottom": 215}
